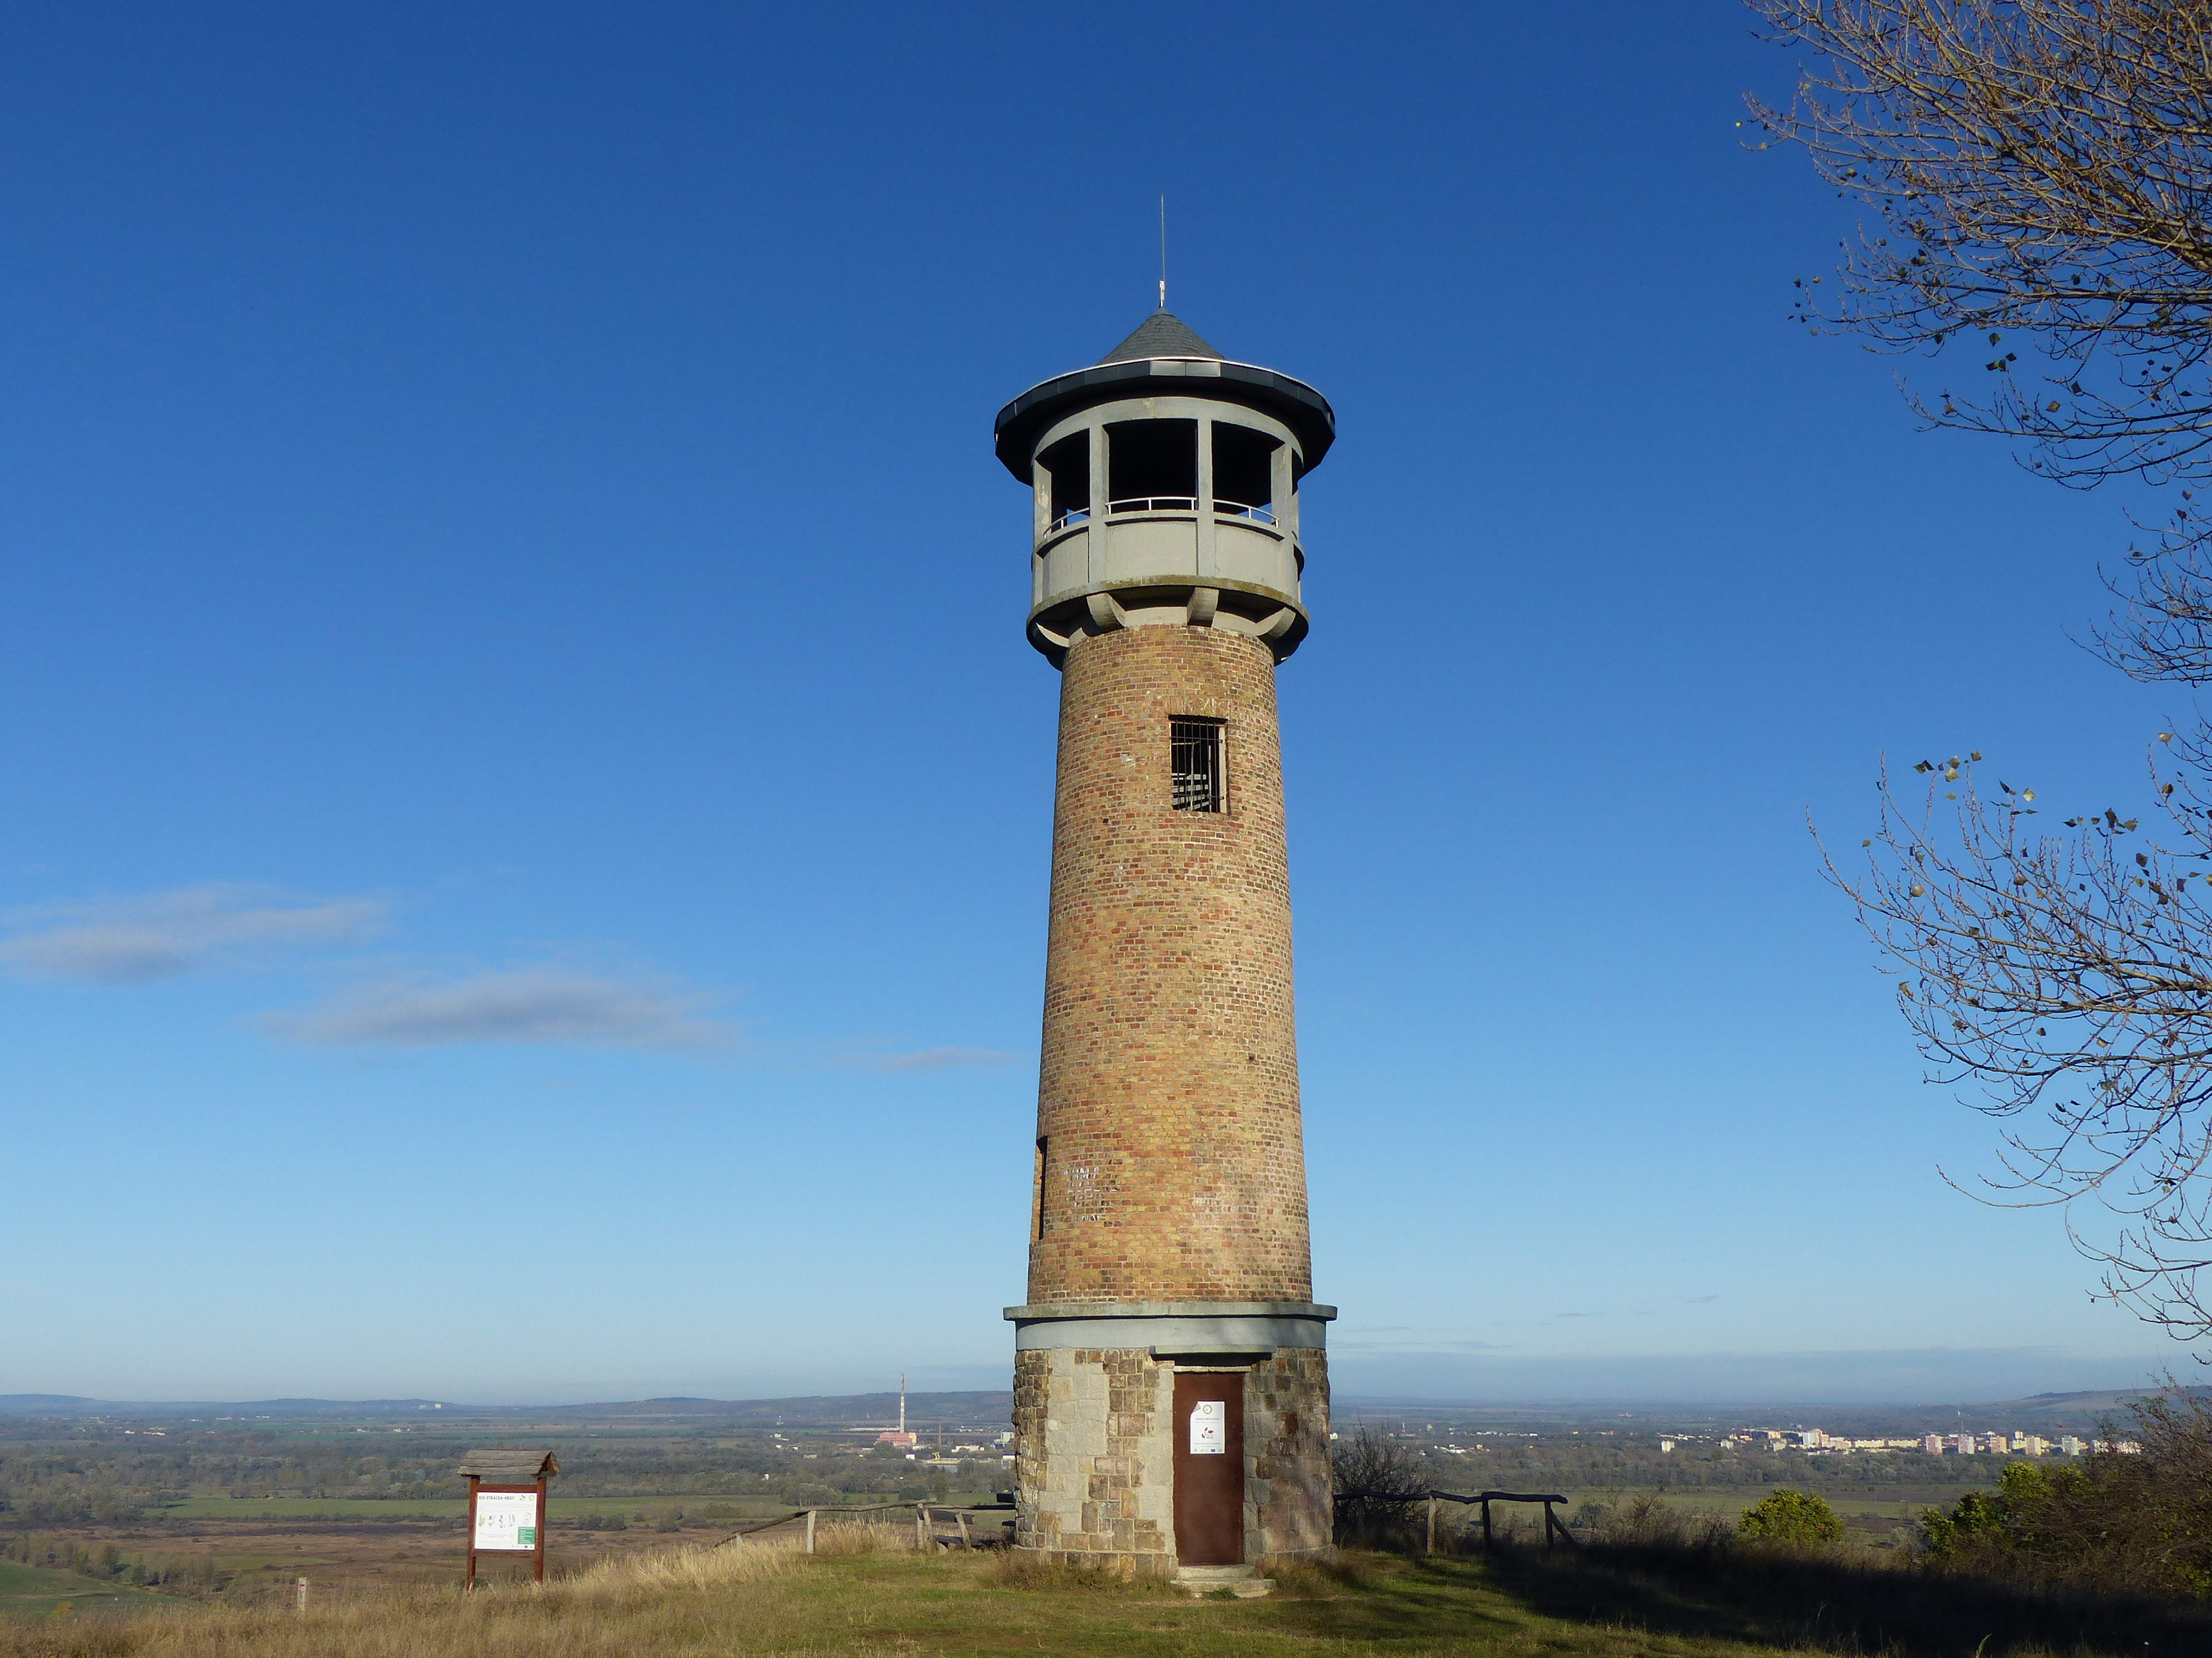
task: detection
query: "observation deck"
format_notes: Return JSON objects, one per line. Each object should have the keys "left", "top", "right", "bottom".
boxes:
{"left": 994, "top": 313, "right": 1335, "bottom": 666}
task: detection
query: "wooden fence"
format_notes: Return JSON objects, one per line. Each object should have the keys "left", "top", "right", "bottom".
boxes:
{"left": 1423, "top": 1489, "right": 1577, "bottom": 1553}
{"left": 720, "top": 1501, "right": 1016, "bottom": 1554}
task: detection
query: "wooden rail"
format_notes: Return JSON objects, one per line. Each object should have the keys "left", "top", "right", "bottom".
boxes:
{"left": 916, "top": 1501, "right": 1015, "bottom": 1552}
{"left": 720, "top": 1501, "right": 1016, "bottom": 1555}
{"left": 1423, "top": 1489, "right": 1577, "bottom": 1553}
{"left": 720, "top": 1501, "right": 921, "bottom": 1553}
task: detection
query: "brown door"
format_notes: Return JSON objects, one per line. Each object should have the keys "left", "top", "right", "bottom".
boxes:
{"left": 1172, "top": 1371, "right": 1246, "bottom": 1565}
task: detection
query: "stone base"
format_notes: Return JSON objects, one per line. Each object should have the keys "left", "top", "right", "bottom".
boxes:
{"left": 1011, "top": 1343, "right": 1331, "bottom": 1569}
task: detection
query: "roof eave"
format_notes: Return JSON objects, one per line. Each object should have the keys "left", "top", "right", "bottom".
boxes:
{"left": 993, "top": 357, "right": 1335, "bottom": 480}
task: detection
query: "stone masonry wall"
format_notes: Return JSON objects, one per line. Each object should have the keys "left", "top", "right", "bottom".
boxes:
{"left": 1014, "top": 1345, "right": 1334, "bottom": 1569}
{"left": 1248, "top": 1346, "right": 1333, "bottom": 1560}
{"left": 1028, "top": 625, "right": 1311, "bottom": 1305}
{"left": 1012, "top": 1347, "right": 1175, "bottom": 1572}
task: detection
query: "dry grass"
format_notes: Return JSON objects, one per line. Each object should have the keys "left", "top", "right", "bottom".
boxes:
{"left": 0, "top": 1537, "right": 823, "bottom": 1658}
{"left": 2, "top": 1537, "right": 2207, "bottom": 1658}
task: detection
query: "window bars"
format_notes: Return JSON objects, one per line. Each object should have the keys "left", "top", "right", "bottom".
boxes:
{"left": 1171, "top": 717, "right": 1226, "bottom": 813}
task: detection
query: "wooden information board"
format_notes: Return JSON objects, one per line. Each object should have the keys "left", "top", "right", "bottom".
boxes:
{"left": 457, "top": 1449, "right": 558, "bottom": 1587}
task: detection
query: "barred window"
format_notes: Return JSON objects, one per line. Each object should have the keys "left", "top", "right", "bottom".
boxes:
{"left": 1171, "top": 717, "right": 1225, "bottom": 813}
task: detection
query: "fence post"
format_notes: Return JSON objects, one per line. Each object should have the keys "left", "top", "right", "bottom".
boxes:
{"left": 1480, "top": 1498, "right": 1493, "bottom": 1553}
{"left": 1543, "top": 1501, "right": 1557, "bottom": 1550}
{"left": 955, "top": 1510, "right": 973, "bottom": 1549}
{"left": 1426, "top": 1496, "right": 1437, "bottom": 1556}
{"left": 805, "top": 1510, "right": 817, "bottom": 1554}
{"left": 294, "top": 1578, "right": 308, "bottom": 1616}
{"left": 916, "top": 1505, "right": 927, "bottom": 1550}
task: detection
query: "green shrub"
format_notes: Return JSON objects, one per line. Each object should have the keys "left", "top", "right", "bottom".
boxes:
{"left": 1737, "top": 1488, "right": 1843, "bottom": 1546}
{"left": 1921, "top": 1460, "right": 2084, "bottom": 1565}
{"left": 1915, "top": 1400, "right": 2212, "bottom": 1598}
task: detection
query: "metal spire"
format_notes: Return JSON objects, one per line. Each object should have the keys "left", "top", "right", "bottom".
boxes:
{"left": 1159, "top": 195, "right": 1167, "bottom": 311}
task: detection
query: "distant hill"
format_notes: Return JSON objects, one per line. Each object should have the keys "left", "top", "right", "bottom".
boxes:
{"left": 527, "top": 1392, "right": 1014, "bottom": 1426}
{"left": 2018, "top": 1386, "right": 2210, "bottom": 1407}
{"left": 0, "top": 1391, "right": 1014, "bottom": 1426}
{"left": 13, "top": 1384, "right": 2181, "bottom": 1434}
{"left": 1337, "top": 1384, "right": 2212, "bottom": 1435}
{"left": 0, "top": 1397, "right": 460, "bottom": 1419}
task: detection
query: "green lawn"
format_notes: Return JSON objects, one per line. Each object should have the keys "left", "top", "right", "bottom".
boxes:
{"left": 0, "top": 1559, "right": 169, "bottom": 1620}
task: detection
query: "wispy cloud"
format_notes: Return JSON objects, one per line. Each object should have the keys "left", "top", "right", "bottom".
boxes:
{"left": 840, "top": 1047, "right": 1019, "bottom": 1073}
{"left": 261, "top": 967, "right": 734, "bottom": 1051}
{"left": 0, "top": 884, "right": 389, "bottom": 983}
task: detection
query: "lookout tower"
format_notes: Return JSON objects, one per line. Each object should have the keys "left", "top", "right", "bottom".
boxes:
{"left": 996, "top": 309, "right": 1337, "bottom": 1578}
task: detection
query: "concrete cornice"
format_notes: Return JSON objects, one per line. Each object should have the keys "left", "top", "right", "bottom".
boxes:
{"left": 1003, "top": 1302, "right": 1337, "bottom": 1322}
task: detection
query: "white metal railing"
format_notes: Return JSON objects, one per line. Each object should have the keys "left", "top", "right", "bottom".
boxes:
{"left": 1043, "top": 500, "right": 1279, "bottom": 535}
{"left": 1213, "top": 501, "right": 1277, "bottom": 524}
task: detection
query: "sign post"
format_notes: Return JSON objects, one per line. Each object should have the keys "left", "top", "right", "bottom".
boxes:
{"left": 458, "top": 1449, "right": 559, "bottom": 1588}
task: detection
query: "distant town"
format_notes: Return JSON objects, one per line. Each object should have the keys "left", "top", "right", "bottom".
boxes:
{"left": 1701, "top": 1429, "right": 2137, "bottom": 1458}
{"left": 1407, "top": 1426, "right": 2140, "bottom": 1460}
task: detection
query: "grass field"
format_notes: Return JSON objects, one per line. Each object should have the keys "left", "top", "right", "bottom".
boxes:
{"left": 149, "top": 1494, "right": 986, "bottom": 1521}
{"left": 154, "top": 1497, "right": 709, "bottom": 1521}
{"left": 1, "top": 1496, "right": 1001, "bottom": 1607}
{"left": 0, "top": 1529, "right": 2203, "bottom": 1657}
{"left": 140, "top": 1487, "right": 1943, "bottom": 1527}
{"left": 0, "top": 1560, "right": 166, "bottom": 1622}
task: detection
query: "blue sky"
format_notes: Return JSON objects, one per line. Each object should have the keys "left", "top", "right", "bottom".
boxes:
{"left": 0, "top": 3, "right": 2189, "bottom": 1406}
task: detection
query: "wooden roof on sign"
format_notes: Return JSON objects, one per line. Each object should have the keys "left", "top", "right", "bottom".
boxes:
{"left": 457, "top": 1449, "right": 559, "bottom": 1482}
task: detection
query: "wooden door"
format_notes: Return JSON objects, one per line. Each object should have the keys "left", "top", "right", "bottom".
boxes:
{"left": 1171, "top": 1371, "right": 1245, "bottom": 1565}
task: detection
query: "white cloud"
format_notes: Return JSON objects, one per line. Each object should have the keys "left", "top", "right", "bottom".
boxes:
{"left": 262, "top": 968, "right": 734, "bottom": 1051}
{"left": 842, "top": 1047, "right": 1018, "bottom": 1072}
{"left": 0, "top": 884, "right": 390, "bottom": 983}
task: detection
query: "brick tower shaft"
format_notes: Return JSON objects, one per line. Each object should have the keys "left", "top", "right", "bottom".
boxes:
{"left": 1029, "top": 624, "right": 1309, "bottom": 1305}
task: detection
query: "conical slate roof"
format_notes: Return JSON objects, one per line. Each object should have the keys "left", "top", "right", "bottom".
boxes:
{"left": 1098, "top": 309, "right": 1223, "bottom": 365}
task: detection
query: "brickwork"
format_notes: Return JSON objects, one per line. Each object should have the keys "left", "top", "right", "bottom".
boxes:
{"left": 1028, "top": 624, "right": 1310, "bottom": 1306}
{"left": 1013, "top": 1345, "right": 1333, "bottom": 1568}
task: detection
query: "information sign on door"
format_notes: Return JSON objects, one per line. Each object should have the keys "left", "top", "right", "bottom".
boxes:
{"left": 1172, "top": 1373, "right": 1244, "bottom": 1565}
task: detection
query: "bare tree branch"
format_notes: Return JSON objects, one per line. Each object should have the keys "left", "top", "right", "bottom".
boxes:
{"left": 1750, "top": 1, "right": 2212, "bottom": 678}
{"left": 1823, "top": 741, "right": 2212, "bottom": 1338}
{"left": 1758, "top": 1, "right": 2212, "bottom": 1342}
